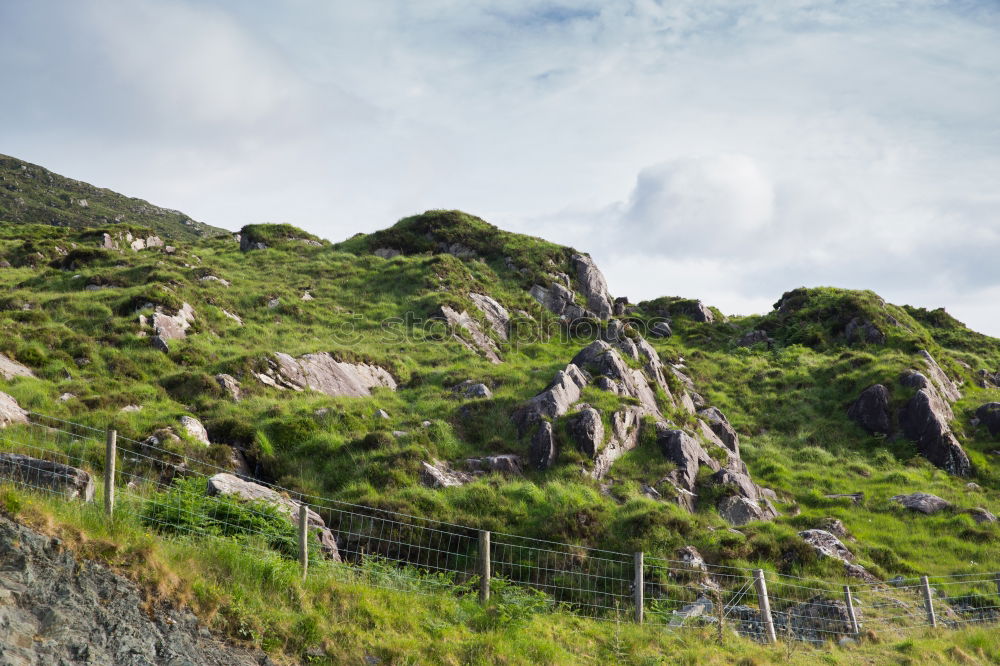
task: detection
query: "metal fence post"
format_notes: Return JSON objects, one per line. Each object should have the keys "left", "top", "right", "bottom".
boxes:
{"left": 479, "top": 530, "right": 491, "bottom": 604}
{"left": 843, "top": 584, "right": 860, "bottom": 637}
{"left": 921, "top": 576, "right": 936, "bottom": 627}
{"left": 104, "top": 428, "right": 116, "bottom": 517}
{"left": 634, "top": 552, "right": 644, "bottom": 624}
{"left": 754, "top": 569, "right": 777, "bottom": 643}
{"left": 298, "top": 504, "right": 309, "bottom": 580}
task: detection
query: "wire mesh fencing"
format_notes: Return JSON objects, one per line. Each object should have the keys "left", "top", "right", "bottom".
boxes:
{"left": 1, "top": 412, "right": 1000, "bottom": 646}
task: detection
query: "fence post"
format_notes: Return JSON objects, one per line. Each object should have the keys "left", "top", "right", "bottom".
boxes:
{"left": 754, "top": 569, "right": 777, "bottom": 644}
{"left": 995, "top": 573, "right": 1000, "bottom": 599}
{"left": 921, "top": 576, "right": 936, "bottom": 628}
{"left": 298, "top": 504, "right": 309, "bottom": 580}
{"left": 104, "top": 428, "right": 116, "bottom": 517}
{"left": 634, "top": 551, "right": 644, "bottom": 624}
{"left": 479, "top": 530, "right": 491, "bottom": 604}
{"left": 843, "top": 584, "right": 860, "bottom": 637}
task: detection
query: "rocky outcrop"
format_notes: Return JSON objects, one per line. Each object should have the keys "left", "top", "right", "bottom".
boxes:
{"left": 373, "top": 247, "right": 401, "bottom": 259}
{"left": 254, "top": 352, "right": 396, "bottom": 398}
{"left": 206, "top": 473, "right": 340, "bottom": 560}
{"left": 529, "top": 422, "right": 557, "bottom": 470}
{"left": 847, "top": 384, "right": 892, "bottom": 434}
{"left": 420, "top": 460, "right": 473, "bottom": 488}
{"left": 180, "top": 415, "right": 211, "bottom": 446}
{"left": 975, "top": 403, "right": 1000, "bottom": 436}
{"left": 650, "top": 321, "right": 672, "bottom": 338}
{"left": 844, "top": 317, "right": 886, "bottom": 344}
{"left": 736, "top": 330, "right": 774, "bottom": 348}
{"left": 572, "top": 340, "right": 662, "bottom": 414}
{"left": 464, "top": 455, "right": 523, "bottom": 476}
{"left": 697, "top": 407, "right": 740, "bottom": 456}
{"left": 0, "top": 515, "right": 268, "bottom": 666}
{"left": 717, "top": 496, "right": 771, "bottom": 527}
{"left": 215, "top": 373, "right": 241, "bottom": 401}
{"left": 799, "top": 529, "right": 855, "bottom": 563}
{"left": 590, "top": 407, "right": 644, "bottom": 479}
{"left": 0, "top": 353, "right": 35, "bottom": 380}
{"left": 435, "top": 305, "right": 502, "bottom": 363}
{"left": 968, "top": 507, "right": 997, "bottom": 524}
{"left": 512, "top": 364, "right": 588, "bottom": 433}
{"left": 453, "top": 381, "right": 492, "bottom": 399}
{"left": 529, "top": 282, "right": 591, "bottom": 321}
{"left": 899, "top": 388, "right": 970, "bottom": 476}
{"left": 149, "top": 302, "right": 196, "bottom": 351}
{"left": 918, "top": 350, "right": 961, "bottom": 402}
{"left": 468, "top": 292, "right": 510, "bottom": 340}
{"left": 571, "top": 254, "right": 613, "bottom": 320}
{"left": 0, "top": 391, "right": 29, "bottom": 428}
{"left": 891, "top": 492, "right": 951, "bottom": 514}
{"left": 659, "top": 428, "right": 721, "bottom": 499}
{"left": 0, "top": 454, "right": 94, "bottom": 501}
{"left": 976, "top": 369, "right": 1000, "bottom": 389}
{"left": 673, "top": 300, "right": 715, "bottom": 323}
{"left": 567, "top": 407, "right": 604, "bottom": 458}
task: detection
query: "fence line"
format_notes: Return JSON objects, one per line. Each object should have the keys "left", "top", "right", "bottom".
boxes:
{"left": 1, "top": 412, "right": 999, "bottom": 646}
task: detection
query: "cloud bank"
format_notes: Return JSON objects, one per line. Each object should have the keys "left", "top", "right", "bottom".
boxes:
{"left": 0, "top": 0, "right": 998, "bottom": 333}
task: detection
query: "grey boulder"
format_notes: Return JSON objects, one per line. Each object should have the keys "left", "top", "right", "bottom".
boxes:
{"left": 847, "top": 384, "right": 892, "bottom": 435}
{"left": 891, "top": 492, "right": 951, "bottom": 514}
{"left": 0, "top": 453, "right": 94, "bottom": 501}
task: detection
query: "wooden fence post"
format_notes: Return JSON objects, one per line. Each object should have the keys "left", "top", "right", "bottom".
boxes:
{"left": 634, "top": 551, "right": 644, "bottom": 624}
{"left": 754, "top": 569, "right": 777, "bottom": 644}
{"left": 921, "top": 576, "right": 936, "bottom": 627}
{"left": 994, "top": 573, "right": 1000, "bottom": 599}
{"left": 843, "top": 584, "right": 860, "bottom": 637}
{"left": 479, "top": 530, "right": 491, "bottom": 604}
{"left": 104, "top": 428, "right": 116, "bottom": 518}
{"left": 298, "top": 504, "right": 309, "bottom": 580}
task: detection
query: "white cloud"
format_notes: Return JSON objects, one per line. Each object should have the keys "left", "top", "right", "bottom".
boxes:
{"left": 1, "top": 0, "right": 998, "bottom": 334}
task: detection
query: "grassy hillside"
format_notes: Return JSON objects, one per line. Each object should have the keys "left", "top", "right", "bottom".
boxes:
{"left": 0, "top": 154, "right": 227, "bottom": 240}
{"left": 0, "top": 164, "right": 998, "bottom": 661}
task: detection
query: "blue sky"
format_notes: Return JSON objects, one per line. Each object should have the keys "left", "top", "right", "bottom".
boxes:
{"left": 1, "top": 0, "right": 999, "bottom": 334}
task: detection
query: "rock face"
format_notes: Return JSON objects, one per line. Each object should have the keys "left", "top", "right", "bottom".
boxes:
{"left": 529, "top": 282, "right": 591, "bottom": 321}
{"left": 0, "top": 515, "right": 268, "bottom": 666}
{"left": 918, "top": 350, "right": 961, "bottom": 402}
{"left": 674, "top": 300, "right": 715, "bottom": 323}
{"left": 650, "top": 321, "right": 672, "bottom": 338}
{"left": 0, "top": 454, "right": 94, "bottom": 501}
{"left": 899, "top": 388, "right": 971, "bottom": 476}
{"left": 891, "top": 492, "right": 951, "bottom": 514}
{"left": 976, "top": 369, "right": 1000, "bottom": 389}
{"left": 0, "top": 392, "right": 29, "bottom": 428}
{"left": 435, "top": 305, "right": 502, "bottom": 363}
{"left": 571, "top": 254, "right": 613, "bottom": 320}
{"left": 847, "top": 384, "right": 892, "bottom": 434}
{"left": 512, "top": 363, "right": 588, "bottom": 433}
{"left": 254, "top": 352, "right": 396, "bottom": 397}
{"left": 464, "top": 455, "right": 523, "bottom": 476}
{"left": 697, "top": 407, "right": 740, "bottom": 456}
{"left": 206, "top": 473, "right": 340, "bottom": 560}
{"left": 590, "top": 407, "right": 644, "bottom": 480}
{"left": 529, "top": 422, "right": 557, "bottom": 470}
{"left": 0, "top": 353, "right": 35, "bottom": 380}
{"left": 571, "top": 340, "right": 662, "bottom": 414}
{"left": 736, "top": 330, "right": 774, "bottom": 348}
{"left": 975, "top": 403, "right": 1000, "bottom": 436}
{"left": 468, "top": 292, "right": 510, "bottom": 340}
{"left": 567, "top": 407, "right": 604, "bottom": 458}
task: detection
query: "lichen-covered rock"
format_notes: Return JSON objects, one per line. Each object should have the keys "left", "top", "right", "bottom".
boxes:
{"left": 529, "top": 282, "right": 592, "bottom": 321}
{"left": 206, "top": 473, "right": 340, "bottom": 560}
{"left": 0, "top": 353, "right": 35, "bottom": 380}
{"left": 0, "top": 453, "right": 94, "bottom": 501}
{"left": 572, "top": 341, "right": 660, "bottom": 414}
{"left": 254, "top": 352, "right": 396, "bottom": 398}
{"left": 891, "top": 492, "right": 951, "bottom": 514}
{"left": 464, "top": 455, "right": 523, "bottom": 476}
{"left": 420, "top": 460, "right": 473, "bottom": 488}
{"left": 151, "top": 302, "right": 195, "bottom": 343}
{"left": 0, "top": 391, "right": 29, "bottom": 428}
{"left": 717, "top": 496, "right": 770, "bottom": 526}
{"left": 847, "top": 384, "right": 892, "bottom": 435}
{"left": 650, "top": 321, "right": 672, "bottom": 338}
{"left": 590, "top": 407, "right": 644, "bottom": 480}
{"left": 799, "top": 529, "right": 855, "bottom": 563}
{"left": 967, "top": 507, "right": 997, "bottom": 524}
{"left": 918, "top": 350, "right": 962, "bottom": 402}
{"left": 180, "top": 415, "right": 211, "bottom": 446}
{"left": 658, "top": 427, "right": 720, "bottom": 494}
{"left": 454, "top": 381, "right": 492, "bottom": 399}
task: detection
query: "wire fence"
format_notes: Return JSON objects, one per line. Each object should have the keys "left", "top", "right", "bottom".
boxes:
{"left": 1, "top": 412, "right": 999, "bottom": 646}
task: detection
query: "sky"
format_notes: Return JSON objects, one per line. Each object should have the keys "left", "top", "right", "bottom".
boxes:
{"left": 1, "top": 0, "right": 999, "bottom": 335}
